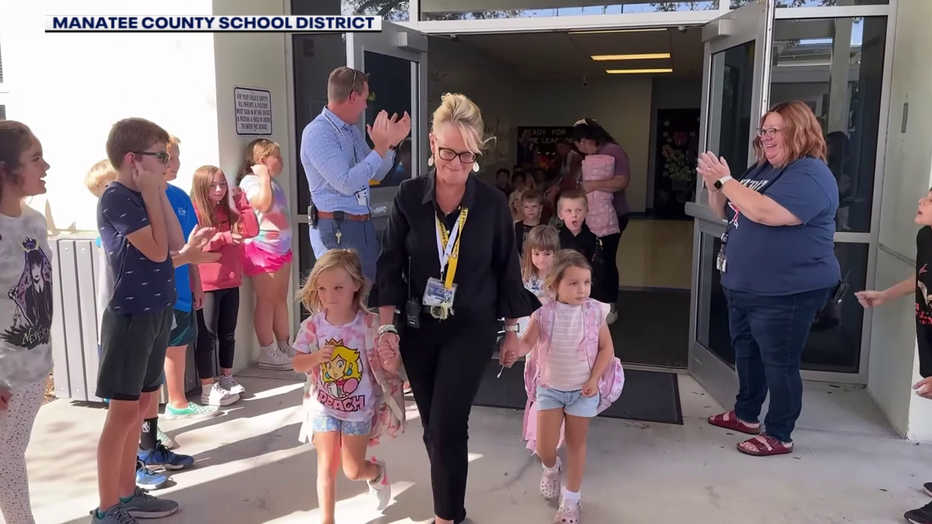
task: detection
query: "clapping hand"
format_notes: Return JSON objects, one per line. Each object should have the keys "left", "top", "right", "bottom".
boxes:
{"left": 696, "top": 152, "right": 731, "bottom": 190}
{"left": 367, "top": 110, "right": 392, "bottom": 150}
{"left": 178, "top": 225, "right": 221, "bottom": 265}
{"left": 390, "top": 112, "right": 412, "bottom": 146}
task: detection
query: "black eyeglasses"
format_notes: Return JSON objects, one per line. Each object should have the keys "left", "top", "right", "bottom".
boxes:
{"left": 133, "top": 151, "right": 171, "bottom": 164}
{"left": 437, "top": 147, "right": 476, "bottom": 164}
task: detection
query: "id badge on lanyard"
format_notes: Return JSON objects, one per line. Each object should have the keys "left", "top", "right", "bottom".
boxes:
{"left": 715, "top": 163, "right": 790, "bottom": 274}
{"left": 424, "top": 209, "right": 468, "bottom": 320}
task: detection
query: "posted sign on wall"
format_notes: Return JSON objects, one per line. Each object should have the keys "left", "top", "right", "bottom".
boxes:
{"left": 234, "top": 87, "right": 272, "bottom": 135}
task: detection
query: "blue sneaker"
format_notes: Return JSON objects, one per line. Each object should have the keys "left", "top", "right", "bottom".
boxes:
{"left": 138, "top": 442, "right": 195, "bottom": 471}
{"left": 135, "top": 460, "right": 168, "bottom": 490}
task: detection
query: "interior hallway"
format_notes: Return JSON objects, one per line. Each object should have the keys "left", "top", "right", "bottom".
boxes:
{"left": 28, "top": 367, "right": 930, "bottom": 524}
{"left": 616, "top": 217, "right": 693, "bottom": 291}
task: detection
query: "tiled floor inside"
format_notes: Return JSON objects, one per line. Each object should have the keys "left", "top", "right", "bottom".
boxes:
{"left": 617, "top": 218, "right": 693, "bottom": 290}
{"left": 25, "top": 366, "right": 932, "bottom": 524}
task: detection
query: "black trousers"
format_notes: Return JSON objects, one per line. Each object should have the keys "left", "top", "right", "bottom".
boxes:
{"left": 194, "top": 287, "right": 240, "bottom": 379}
{"left": 597, "top": 213, "right": 629, "bottom": 304}
{"left": 400, "top": 314, "right": 498, "bottom": 522}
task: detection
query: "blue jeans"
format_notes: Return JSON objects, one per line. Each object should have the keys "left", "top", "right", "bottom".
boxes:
{"left": 724, "top": 286, "right": 832, "bottom": 443}
{"left": 310, "top": 217, "right": 380, "bottom": 283}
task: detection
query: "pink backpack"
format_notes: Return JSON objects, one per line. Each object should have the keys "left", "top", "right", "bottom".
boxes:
{"left": 581, "top": 155, "right": 620, "bottom": 237}
{"left": 521, "top": 299, "right": 625, "bottom": 452}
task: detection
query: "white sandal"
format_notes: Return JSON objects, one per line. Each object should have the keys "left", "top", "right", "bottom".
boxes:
{"left": 554, "top": 497, "right": 580, "bottom": 524}
{"left": 539, "top": 459, "right": 562, "bottom": 500}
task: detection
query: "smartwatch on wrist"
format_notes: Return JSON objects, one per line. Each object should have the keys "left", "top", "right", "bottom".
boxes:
{"left": 713, "top": 175, "right": 733, "bottom": 190}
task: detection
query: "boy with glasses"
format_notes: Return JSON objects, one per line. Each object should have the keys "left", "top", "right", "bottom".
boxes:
{"left": 92, "top": 118, "right": 184, "bottom": 523}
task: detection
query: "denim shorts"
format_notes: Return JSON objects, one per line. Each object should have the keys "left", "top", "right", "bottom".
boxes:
{"left": 312, "top": 414, "right": 372, "bottom": 437}
{"left": 536, "top": 385, "right": 600, "bottom": 418}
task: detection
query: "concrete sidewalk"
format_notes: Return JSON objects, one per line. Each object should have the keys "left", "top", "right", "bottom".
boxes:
{"left": 23, "top": 367, "right": 932, "bottom": 524}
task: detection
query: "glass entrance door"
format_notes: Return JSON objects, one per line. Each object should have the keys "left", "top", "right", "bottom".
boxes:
{"left": 291, "top": 22, "right": 428, "bottom": 320}
{"left": 687, "top": 0, "right": 776, "bottom": 405}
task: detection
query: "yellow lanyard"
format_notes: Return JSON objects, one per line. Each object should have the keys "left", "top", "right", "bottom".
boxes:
{"left": 436, "top": 208, "right": 469, "bottom": 290}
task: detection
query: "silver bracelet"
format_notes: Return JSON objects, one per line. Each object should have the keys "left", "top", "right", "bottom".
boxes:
{"left": 378, "top": 324, "right": 398, "bottom": 337}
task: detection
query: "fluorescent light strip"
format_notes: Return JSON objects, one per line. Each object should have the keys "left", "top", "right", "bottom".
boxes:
{"left": 592, "top": 53, "right": 671, "bottom": 61}
{"left": 569, "top": 28, "right": 666, "bottom": 35}
{"left": 606, "top": 68, "right": 673, "bottom": 74}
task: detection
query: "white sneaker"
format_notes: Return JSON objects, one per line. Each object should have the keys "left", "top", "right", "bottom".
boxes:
{"left": 606, "top": 305, "right": 618, "bottom": 325}
{"left": 367, "top": 457, "right": 391, "bottom": 511}
{"left": 200, "top": 382, "right": 240, "bottom": 406}
{"left": 278, "top": 341, "right": 296, "bottom": 359}
{"left": 257, "top": 344, "right": 293, "bottom": 371}
{"left": 219, "top": 374, "right": 246, "bottom": 395}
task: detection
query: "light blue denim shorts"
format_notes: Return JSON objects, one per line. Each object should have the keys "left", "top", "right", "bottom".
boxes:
{"left": 312, "top": 415, "right": 372, "bottom": 437}
{"left": 536, "top": 385, "right": 600, "bottom": 418}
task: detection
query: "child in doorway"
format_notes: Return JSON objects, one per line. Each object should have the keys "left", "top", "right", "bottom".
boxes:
{"left": 291, "top": 249, "right": 405, "bottom": 524}
{"left": 94, "top": 118, "right": 182, "bottom": 523}
{"left": 501, "top": 249, "right": 624, "bottom": 524}
{"left": 238, "top": 139, "right": 295, "bottom": 371}
{"left": 556, "top": 190, "right": 612, "bottom": 306}
{"left": 0, "top": 120, "right": 53, "bottom": 524}
{"left": 85, "top": 159, "right": 173, "bottom": 491}
{"left": 515, "top": 190, "right": 544, "bottom": 257}
{"left": 516, "top": 225, "right": 559, "bottom": 338}
{"left": 191, "top": 165, "right": 259, "bottom": 404}
{"left": 856, "top": 187, "right": 932, "bottom": 524}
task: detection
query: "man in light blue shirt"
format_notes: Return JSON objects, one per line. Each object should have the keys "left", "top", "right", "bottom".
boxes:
{"left": 301, "top": 66, "right": 410, "bottom": 282}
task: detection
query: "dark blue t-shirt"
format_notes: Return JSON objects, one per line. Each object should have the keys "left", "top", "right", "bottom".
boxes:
{"left": 721, "top": 157, "right": 840, "bottom": 296}
{"left": 165, "top": 184, "right": 198, "bottom": 312}
{"left": 98, "top": 182, "right": 176, "bottom": 314}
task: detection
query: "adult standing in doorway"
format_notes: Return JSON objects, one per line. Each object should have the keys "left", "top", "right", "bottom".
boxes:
{"left": 301, "top": 66, "right": 411, "bottom": 282}
{"left": 699, "top": 100, "right": 840, "bottom": 456}
{"left": 572, "top": 118, "right": 630, "bottom": 323}
{"left": 370, "top": 93, "right": 539, "bottom": 524}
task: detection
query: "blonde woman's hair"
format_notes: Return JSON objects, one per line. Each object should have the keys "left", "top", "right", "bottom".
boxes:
{"left": 297, "top": 249, "right": 368, "bottom": 315}
{"left": 432, "top": 93, "right": 494, "bottom": 154}
{"left": 521, "top": 225, "right": 560, "bottom": 282}
{"left": 84, "top": 159, "right": 117, "bottom": 198}
{"left": 544, "top": 249, "right": 592, "bottom": 293}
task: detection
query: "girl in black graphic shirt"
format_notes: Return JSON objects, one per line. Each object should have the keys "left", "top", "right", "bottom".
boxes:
{"left": 857, "top": 188, "right": 932, "bottom": 524}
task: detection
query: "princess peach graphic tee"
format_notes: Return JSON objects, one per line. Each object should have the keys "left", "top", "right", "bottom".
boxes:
{"left": 294, "top": 310, "right": 374, "bottom": 423}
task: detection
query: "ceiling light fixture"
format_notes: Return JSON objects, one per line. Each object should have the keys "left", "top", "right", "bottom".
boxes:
{"left": 591, "top": 53, "right": 671, "bottom": 61}
{"left": 605, "top": 68, "right": 673, "bottom": 74}
{"left": 569, "top": 28, "right": 666, "bottom": 35}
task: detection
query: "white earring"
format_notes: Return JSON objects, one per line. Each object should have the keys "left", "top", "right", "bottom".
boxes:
{"left": 472, "top": 162, "right": 480, "bottom": 173}
{"left": 428, "top": 156, "right": 434, "bottom": 167}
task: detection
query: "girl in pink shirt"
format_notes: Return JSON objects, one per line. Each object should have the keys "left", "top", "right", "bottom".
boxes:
{"left": 501, "top": 249, "right": 625, "bottom": 524}
{"left": 191, "top": 165, "right": 259, "bottom": 404}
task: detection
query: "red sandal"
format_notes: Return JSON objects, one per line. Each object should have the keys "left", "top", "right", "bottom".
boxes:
{"left": 737, "top": 435, "right": 793, "bottom": 457}
{"left": 707, "top": 411, "right": 761, "bottom": 435}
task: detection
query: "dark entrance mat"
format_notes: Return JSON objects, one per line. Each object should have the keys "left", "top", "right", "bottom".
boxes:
{"left": 611, "top": 288, "right": 691, "bottom": 368}
{"left": 473, "top": 361, "right": 683, "bottom": 425}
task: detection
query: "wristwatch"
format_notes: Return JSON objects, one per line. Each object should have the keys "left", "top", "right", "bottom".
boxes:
{"left": 713, "top": 175, "right": 733, "bottom": 190}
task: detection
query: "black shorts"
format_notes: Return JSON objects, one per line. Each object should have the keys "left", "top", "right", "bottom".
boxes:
{"left": 168, "top": 308, "right": 197, "bottom": 347}
{"left": 95, "top": 307, "right": 173, "bottom": 401}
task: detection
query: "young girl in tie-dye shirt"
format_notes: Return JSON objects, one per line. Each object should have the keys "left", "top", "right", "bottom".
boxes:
{"left": 291, "top": 249, "right": 404, "bottom": 523}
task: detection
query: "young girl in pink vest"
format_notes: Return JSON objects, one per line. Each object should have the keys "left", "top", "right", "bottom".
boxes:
{"left": 291, "top": 249, "right": 405, "bottom": 524}
{"left": 501, "top": 249, "right": 625, "bottom": 524}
